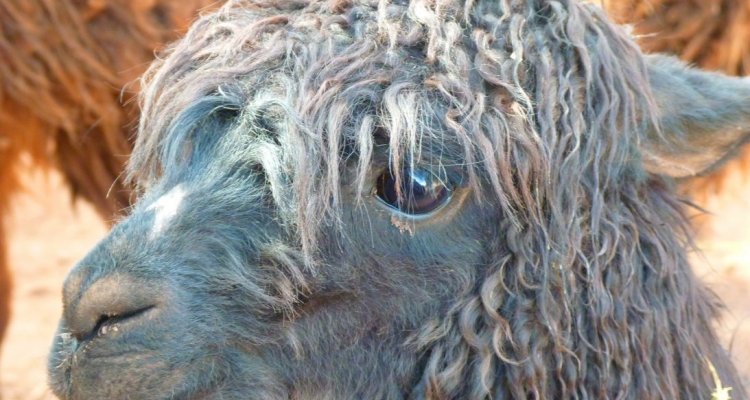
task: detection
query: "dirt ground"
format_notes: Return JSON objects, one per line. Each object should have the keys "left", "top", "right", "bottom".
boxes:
{"left": 0, "top": 170, "right": 107, "bottom": 399}
{"left": 0, "top": 168, "right": 748, "bottom": 399}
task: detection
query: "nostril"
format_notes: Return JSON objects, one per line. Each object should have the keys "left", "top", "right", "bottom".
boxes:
{"left": 62, "top": 271, "right": 163, "bottom": 343}
{"left": 77, "top": 305, "right": 156, "bottom": 343}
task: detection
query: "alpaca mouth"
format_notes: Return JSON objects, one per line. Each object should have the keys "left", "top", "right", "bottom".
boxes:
{"left": 48, "top": 319, "right": 227, "bottom": 400}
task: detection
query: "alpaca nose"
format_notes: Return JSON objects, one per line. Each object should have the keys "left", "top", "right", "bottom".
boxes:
{"left": 62, "top": 268, "right": 159, "bottom": 342}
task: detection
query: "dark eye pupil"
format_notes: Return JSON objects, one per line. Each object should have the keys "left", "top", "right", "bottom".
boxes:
{"left": 375, "top": 168, "right": 451, "bottom": 215}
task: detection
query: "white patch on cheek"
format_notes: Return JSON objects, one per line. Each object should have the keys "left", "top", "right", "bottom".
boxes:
{"left": 147, "top": 185, "right": 187, "bottom": 238}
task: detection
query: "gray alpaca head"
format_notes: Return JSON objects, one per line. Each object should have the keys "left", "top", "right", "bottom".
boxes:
{"left": 49, "top": 0, "right": 750, "bottom": 398}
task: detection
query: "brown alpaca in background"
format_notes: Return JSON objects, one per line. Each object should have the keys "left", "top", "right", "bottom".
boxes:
{"left": 604, "top": 0, "right": 750, "bottom": 193}
{"left": 605, "top": 0, "right": 750, "bottom": 75}
{"left": 0, "top": 0, "right": 220, "bottom": 357}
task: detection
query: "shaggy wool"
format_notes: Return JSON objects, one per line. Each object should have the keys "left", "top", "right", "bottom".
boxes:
{"left": 48, "top": 1, "right": 749, "bottom": 398}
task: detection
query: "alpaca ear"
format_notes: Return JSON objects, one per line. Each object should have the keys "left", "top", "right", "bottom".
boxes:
{"left": 641, "top": 55, "right": 750, "bottom": 178}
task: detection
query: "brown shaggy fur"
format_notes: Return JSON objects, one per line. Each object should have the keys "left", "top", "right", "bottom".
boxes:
{"left": 603, "top": 0, "right": 750, "bottom": 194}
{"left": 0, "top": 227, "right": 8, "bottom": 353}
{"left": 604, "top": 0, "right": 750, "bottom": 73}
{"left": 0, "top": 0, "right": 220, "bottom": 357}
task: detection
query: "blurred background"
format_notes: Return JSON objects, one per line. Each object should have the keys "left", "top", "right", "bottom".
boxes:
{"left": 0, "top": 0, "right": 749, "bottom": 398}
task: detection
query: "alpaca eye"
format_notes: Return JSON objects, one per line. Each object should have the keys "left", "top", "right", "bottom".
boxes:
{"left": 375, "top": 168, "right": 452, "bottom": 215}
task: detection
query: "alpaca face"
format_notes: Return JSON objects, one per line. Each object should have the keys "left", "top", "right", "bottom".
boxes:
{"left": 49, "top": 110, "right": 493, "bottom": 399}
{"left": 49, "top": 1, "right": 750, "bottom": 399}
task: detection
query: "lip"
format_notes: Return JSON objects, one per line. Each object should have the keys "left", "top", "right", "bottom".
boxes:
{"left": 50, "top": 351, "right": 182, "bottom": 400}
{"left": 72, "top": 345, "right": 155, "bottom": 361}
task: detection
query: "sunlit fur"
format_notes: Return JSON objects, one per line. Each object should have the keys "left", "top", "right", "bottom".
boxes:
{"left": 49, "top": 0, "right": 748, "bottom": 398}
